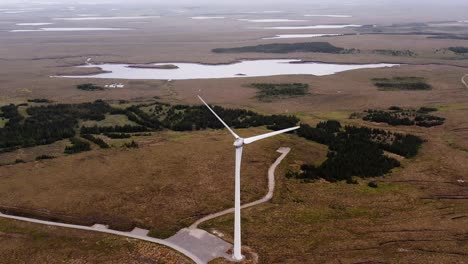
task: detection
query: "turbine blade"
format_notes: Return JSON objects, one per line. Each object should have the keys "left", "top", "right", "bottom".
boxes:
{"left": 198, "top": 95, "right": 239, "bottom": 139}
{"left": 244, "top": 126, "right": 300, "bottom": 144}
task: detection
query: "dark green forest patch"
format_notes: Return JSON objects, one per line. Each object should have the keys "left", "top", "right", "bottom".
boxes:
{"left": 249, "top": 83, "right": 309, "bottom": 101}
{"left": 81, "top": 134, "right": 109, "bottom": 149}
{"left": 0, "top": 100, "right": 111, "bottom": 152}
{"left": 288, "top": 120, "right": 424, "bottom": 183}
{"left": 212, "top": 42, "right": 346, "bottom": 54}
{"left": 1, "top": 100, "right": 426, "bottom": 184}
{"left": 372, "top": 77, "right": 432, "bottom": 91}
{"left": 372, "top": 49, "right": 416, "bottom": 57}
{"left": 448, "top": 47, "right": 468, "bottom": 54}
{"left": 27, "top": 99, "right": 52, "bottom": 103}
{"left": 0, "top": 100, "right": 298, "bottom": 153}
{"left": 77, "top": 83, "right": 105, "bottom": 91}
{"left": 351, "top": 106, "right": 444, "bottom": 127}
{"left": 64, "top": 138, "right": 91, "bottom": 154}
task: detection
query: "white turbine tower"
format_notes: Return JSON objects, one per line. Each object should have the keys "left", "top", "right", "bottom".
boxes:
{"left": 198, "top": 96, "right": 299, "bottom": 261}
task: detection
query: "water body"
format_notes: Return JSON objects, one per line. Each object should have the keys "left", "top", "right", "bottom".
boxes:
{"left": 1, "top": 8, "right": 43, "bottom": 12}
{"left": 16, "top": 23, "right": 53, "bottom": 26}
{"left": 10, "top": 28, "right": 132, "bottom": 32}
{"left": 191, "top": 16, "right": 225, "bottom": 20}
{"left": 59, "top": 59, "right": 399, "bottom": 80}
{"left": 246, "top": 11, "right": 283, "bottom": 14}
{"left": 262, "top": 33, "right": 343, "bottom": 39}
{"left": 239, "top": 19, "right": 308, "bottom": 23}
{"left": 3, "top": 11, "right": 29, "bottom": 14}
{"left": 53, "top": 16, "right": 160, "bottom": 21}
{"left": 77, "top": 14, "right": 100, "bottom": 17}
{"left": 264, "top": 24, "right": 362, "bottom": 29}
{"left": 305, "top": 14, "right": 352, "bottom": 18}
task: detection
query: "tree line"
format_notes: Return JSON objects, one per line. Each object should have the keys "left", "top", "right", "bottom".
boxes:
{"left": 64, "top": 138, "right": 91, "bottom": 154}
{"left": 77, "top": 84, "right": 105, "bottom": 91}
{"left": 0, "top": 101, "right": 110, "bottom": 150}
{"left": 448, "top": 47, "right": 468, "bottom": 54}
{"left": 212, "top": 42, "right": 346, "bottom": 54}
{"left": 1, "top": 100, "right": 298, "bottom": 152}
{"left": 372, "top": 77, "right": 432, "bottom": 91}
{"left": 1, "top": 100, "right": 425, "bottom": 183}
{"left": 81, "top": 134, "right": 109, "bottom": 149}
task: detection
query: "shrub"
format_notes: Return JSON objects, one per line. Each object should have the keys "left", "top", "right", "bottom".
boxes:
{"left": 35, "top": 155, "right": 56, "bottom": 160}
{"left": 81, "top": 134, "right": 109, "bottom": 149}
{"left": 123, "top": 141, "right": 138, "bottom": 149}
{"left": 77, "top": 83, "right": 104, "bottom": 91}
{"left": 64, "top": 138, "right": 91, "bottom": 154}
{"left": 27, "top": 99, "right": 51, "bottom": 103}
{"left": 104, "top": 133, "right": 131, "bottom": 139}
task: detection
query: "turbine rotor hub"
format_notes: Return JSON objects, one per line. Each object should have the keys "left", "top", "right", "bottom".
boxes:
{"left": 233, "top": 138, "right": 244, "bottom": 148}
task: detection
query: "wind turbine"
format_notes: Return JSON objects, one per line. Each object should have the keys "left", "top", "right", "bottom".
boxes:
{"left": 198, "top": 96, "right": 299, "bottom": 261}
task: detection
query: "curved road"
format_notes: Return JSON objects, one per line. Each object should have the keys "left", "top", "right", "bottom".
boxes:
{"left": 0, "top": 147, "right": 291, "bottom": 263}
{"left": 0, "top": 212, "right": 204, "bottom": 264}
{"left": 190, "top": 147, "right": 290, "bottom": 229}
{"left": 462, "top": 74, "right": 468, "bottom": 89}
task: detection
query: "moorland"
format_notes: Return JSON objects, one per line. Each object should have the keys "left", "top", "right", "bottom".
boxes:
{"left": 0, "top": 2, "right": 467, "bottom": 263}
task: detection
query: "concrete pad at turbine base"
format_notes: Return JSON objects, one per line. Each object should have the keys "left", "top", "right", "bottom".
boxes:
{"left": 166, "top": 228, "right": 232, "bottom": 263}
{"left": 131, "top": 227, "right": 149, "bottom": 236}
{"left": 277, "top": 147, "right": 290, "bottom": 154}
{"left": 92, "top": 224, "right": 109, "bottom": 229}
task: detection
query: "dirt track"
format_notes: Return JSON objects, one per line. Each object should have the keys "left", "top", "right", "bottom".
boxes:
{"left": 462, "top": 74, "right": 468, "bottom": 89}
{"left": 190, "top": 147, "right": 290, "bottom": 229}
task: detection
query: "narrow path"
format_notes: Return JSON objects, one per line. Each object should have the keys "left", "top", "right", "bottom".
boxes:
{"left": 0, "top": 211, "right": 204, "bottom": 263}
{"left": 166, "top": 147, "right": 291, "bottom": 263}
{"left": 0, "top": 147, "right": 291, "bottom": 264}
{"left": 462, "top": 74, "right": 468, "bottom": 89}
{"left": 190, "top": 147, "right": 291, "bottom": 229}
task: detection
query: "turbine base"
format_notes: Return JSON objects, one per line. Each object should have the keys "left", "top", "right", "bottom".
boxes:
{"left": 231, "top": 254, "right": 245, "bottom": 262}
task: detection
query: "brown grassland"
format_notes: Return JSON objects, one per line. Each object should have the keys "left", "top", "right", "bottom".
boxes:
{"left": 0, "top": 129, "right": 324, "bottom": 237}
{"left": 0, "top": 217, "right": 191, "bottom": 264}
{"left": 205, "top": 111, "right": 468, "bottom": 263}
{"left": 1, "top": 6, "right": 468, "bottom": 263}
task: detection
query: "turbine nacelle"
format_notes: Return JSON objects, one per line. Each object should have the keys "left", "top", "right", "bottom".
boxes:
{"left": 233, "top": 138, "right": 244, "bottom": 148}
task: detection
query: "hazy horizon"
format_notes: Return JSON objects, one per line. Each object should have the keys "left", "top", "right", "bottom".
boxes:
{"left": 2, "top": 0, "right": 468, "bottom": 6}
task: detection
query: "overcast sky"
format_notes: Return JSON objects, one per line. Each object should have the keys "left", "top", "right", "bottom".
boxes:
{"left": 2, "top": 0, "right": 467, "bottom": 5}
